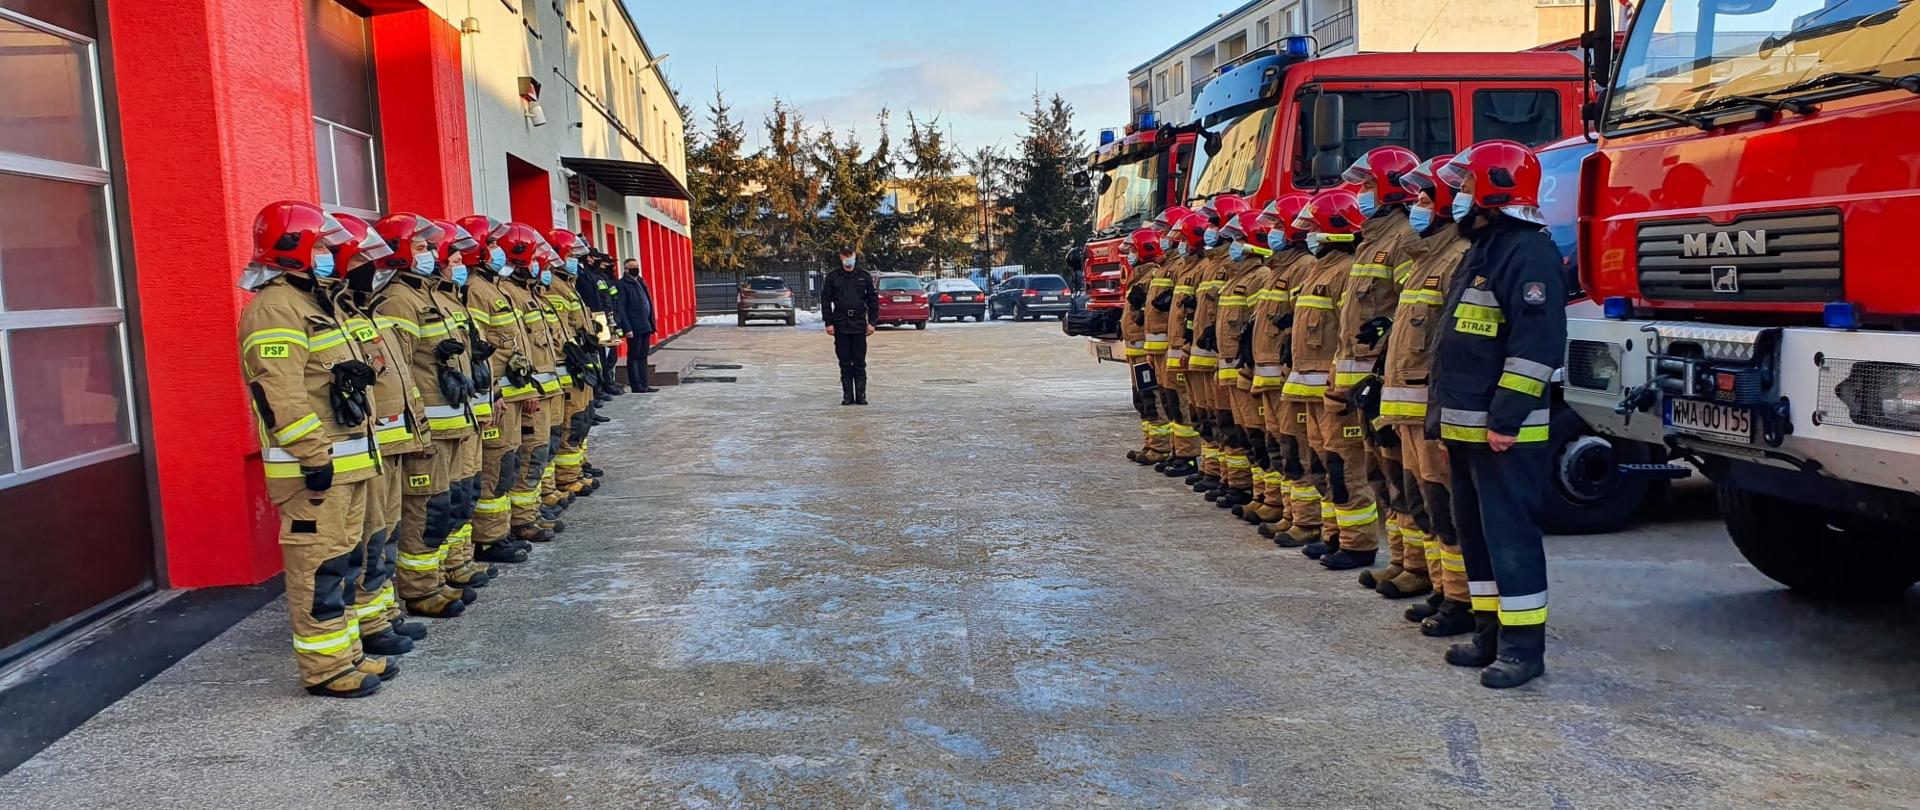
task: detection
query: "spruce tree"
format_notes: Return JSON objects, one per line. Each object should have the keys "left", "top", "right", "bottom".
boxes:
{"left": 687, "top": 89, "right": 756, "bottom": 273}
{"left": 1007, "top": 93, "right": 1092, "bottom": 278}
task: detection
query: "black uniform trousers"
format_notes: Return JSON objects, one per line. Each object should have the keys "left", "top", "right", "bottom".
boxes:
{"left": 1447, "top": 442, "right": 1550, "bottom": 625}
{"left": 832, "top": 324, "right": 868, "bottom": 382}
{"left": 625, "top": 332, "right": 652, "bottom": 389}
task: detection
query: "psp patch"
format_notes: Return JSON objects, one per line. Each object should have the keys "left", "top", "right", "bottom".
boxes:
{"left": 407, "top": 474, "right": 431, "bottom": 488}
{"left": 1522, "top": 281, "right": 1548, "bottom": 306}
{"left": 1342, "top": 425, "right": 1364, "bottom": 439}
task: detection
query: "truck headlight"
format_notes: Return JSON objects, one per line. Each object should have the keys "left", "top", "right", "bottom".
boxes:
{"left": 1834, "top": 361, "right": 1920, "bottom": 433}
{"left": 1566, "top": 339, "right": 1621, "bottom": 392}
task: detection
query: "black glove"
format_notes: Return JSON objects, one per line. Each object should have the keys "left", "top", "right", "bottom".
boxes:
{"left": 468, "top": 336, "right": 498, "bottom": 363}
{"left": 1356, "top": 316, "right": 1393, "bottom": 350}
{"left": 301, "top": 463, "right": 333, "bottom": 493}
{"left": 433, "top": 338, "right": 467, "bottom": 362}
{"left": 1127, "top": 285, "right": 1147, "bottom": 308}
{"left": 1152, "top": 290, "right": 1173, "bottom": 311}
{"left": 327, "top": 359, "right": 377, "bottom": 427}
{"left": 1133, "top": 309, "right": 1145, "bottom": 326}
{"left": 1197, "top": 325, "right": 1218, "bottom": 352}
{"left": 1270, "top": 311, "right": 1293, "bottom": 331}
{"left": 1181, "top": 295, "right": 1197, "bottom": 311}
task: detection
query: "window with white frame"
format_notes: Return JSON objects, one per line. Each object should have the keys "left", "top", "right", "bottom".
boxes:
{"left": 1155, "top": 70, "right": 1169, "bottom": 102}
{"left": 306, "top": 0, "right": 383, "bottom": 216}
{"left": 1257, "top": 17, "right": 1271, "bottom": 46}
{"left": 0, "top": 8, "right": 139, "bottom": 487}
{"left": 1284, "top": 3, "right": 1304, "bottom": 35}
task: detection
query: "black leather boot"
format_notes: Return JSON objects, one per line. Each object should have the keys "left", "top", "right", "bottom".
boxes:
{"left": 360, "top": 628, "right": 414, "bottom": 656}
{"left": 1404, "top": 592, "right": 1444, "bottom": 623}
{"left": 1445, "top": 611, "right": 1501, "bottom": 667}
{"left": 1319, "top": 548, "right": 1376, "bottom": 570}
{"left": 854, "top": 377, "right": 868, "bottom": 405}
{"left": 841, "top": 378, "right": 855, "bottom": 406}
{"left": 1481, "top": 624, "right": 1547, "bottom": 688}
{"left": 1421, "top": 599, "right": 1475, "bottom": 637}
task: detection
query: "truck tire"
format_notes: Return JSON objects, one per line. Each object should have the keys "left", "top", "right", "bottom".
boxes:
{"left": 1539, "top": 405, "right": 1652, "bottom": 535}
{"left": 1719, "top": 484, "right": 1920, "bottom": 598}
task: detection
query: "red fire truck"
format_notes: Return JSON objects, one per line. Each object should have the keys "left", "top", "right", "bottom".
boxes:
{"left": 1070, "top": 126, "right": 1196, "bottom": 334}
{"left": 1566, "top": 0, "right": 1920, "bottom": 596}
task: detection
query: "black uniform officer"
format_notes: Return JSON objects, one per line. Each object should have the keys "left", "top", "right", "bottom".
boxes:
{"left": 1427, "top": 140, "right": 1565, "bottom": 689}
{"left": 821, "top": 248, "right": 878, "bottom": 405}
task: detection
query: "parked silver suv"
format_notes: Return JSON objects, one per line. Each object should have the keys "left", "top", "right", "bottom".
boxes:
{"left": 737, "top": 276, "right": 797, "bottom": 326}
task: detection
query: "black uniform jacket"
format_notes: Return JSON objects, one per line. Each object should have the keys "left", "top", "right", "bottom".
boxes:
{"left": 821, "top": 267, "right": 879, "bottom": 328}
{"left": 1430, "top": 217, "right": 1567, "bottom": 443}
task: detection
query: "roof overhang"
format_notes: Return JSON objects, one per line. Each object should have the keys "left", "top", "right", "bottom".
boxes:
{"left": 561, "top": 156, "right": 689, "bottom": 201}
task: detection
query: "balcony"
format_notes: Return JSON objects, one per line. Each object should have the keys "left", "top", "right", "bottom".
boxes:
{"left": 1311, "top": 3, "right": 1355, "bottom": 51}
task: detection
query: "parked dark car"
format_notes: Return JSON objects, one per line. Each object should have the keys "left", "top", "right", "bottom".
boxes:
{"left": 988, "top": 274, "right": 1072, "bottom": 320}
{"left": 874, "top": 273, "right": 931, "bottom": 329}
{"left": 927, "top": 278, "right": 988, "bottom": 321}
{"left": 737, "top": 275, "right": 796, "bottom": 326}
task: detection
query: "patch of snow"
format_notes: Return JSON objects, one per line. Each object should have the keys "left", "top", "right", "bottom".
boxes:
{"left": 696, "top": 309, "right": 822, "bottom": 327}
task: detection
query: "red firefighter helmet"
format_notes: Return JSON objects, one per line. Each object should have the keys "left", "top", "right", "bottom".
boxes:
{"left": 1400, "top": 154, "right": 1458, "bottom": 216}
{"left": 328, "top": 212, "right": 395, "bottom": 271}
{"left": 497, "top": 222, "right": 545, "bottom": 268}
{"left": 251, "top": 200, "right": 354, "bottom": 273}
{"left": 1127, "top": 228, "right": 1166, "bottom": 264}
{"left": 1210, "top": 194, "right": 1251, "bottom": 226}
{"left": 1257, "top": 193, "right": 1313, "bottom": 243}
{"left": 1439, "top": 139, "right": 1541, "bottom": 209}
{"left": 1151, "top": 205, "right": 1192, "bottom": 234}
{"left": 457, "top": 215, "right": 509, "bottom": 245}
{"left": 432, "top": 220, "right": 479, "bottom": 266}
{"left": 1342, "top": 145, "right": 1421, "bottom": 206}
{"left": 371, "top": 213, "right": 446, "bottom": 270}
{"left": 1172, "top": 211, "right": 1211, "bottom": 250}
{"left": 1294, "top": 189, "right": 1367, "bottom": 237}
{"left": 547, "top": 229, "right": 589, "bottom": 258}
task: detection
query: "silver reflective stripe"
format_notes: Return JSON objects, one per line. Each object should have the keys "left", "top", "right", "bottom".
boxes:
{"left": 1441, "top": 408, "right": 1488, "bottom": 426}
{"left": 1145, "top": 333, "right": 1168, "bottom": 341}
{"left": 1504, "top": 356, "right": 1555, "bottom": 381}
{"left": 425, "top": 404, "right": 466, "bottom": 418}
{"left": 1219, "top": 358, "right": 1242, "bottom": 369}
{"left": 555, "top": 364, "right": 570, "bottom": 376}
{"left": 1461, "top": 288, "right": 1501, "bottom": 307}
{"left": 1523, "top": 408, "right": 1551, "bottom": 426}
{"left": 1254, "top": 364, "right": 1284, "bottom": 377}
{"left": 1500, "top": 591, "right": 1548, "bottom": 611}
{"left": 1336, "top": 358, "right": 1372, "bottom": 373}
{"left": 1127, "top": 340, "right": 1145, "bottom": 349}
{"left": 262, "top": 437, "right": 373, "bottom": 463}
{"left": 1166, "top": 349, "right": 1187, "bottom": 360}
{"left": 1382, "top": 387, "right": 1427, "bottom": 403}
{"left": 534, "top": 372, "right": 558, "bottom": 384}
{"left": 1288, "top": 371, "right": 1329, "bottom": 385}
{"left": 1191, "top": 348, "right": 1219, "bottom": 358}
{"left": 1469, "top": 580, "right": 1500, "bottom": 596}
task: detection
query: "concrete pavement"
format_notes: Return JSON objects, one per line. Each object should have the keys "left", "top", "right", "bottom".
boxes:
{"left": 5, "top": 318, "right": 1919, "bottom": 809}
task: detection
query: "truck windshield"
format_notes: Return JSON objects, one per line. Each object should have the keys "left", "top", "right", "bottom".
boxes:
{"left": 1607, "top": 0, "right": 1919, "bottom": 129}
{"left": 1094, "top": 155, "right": 1159, "bottom": 232}
{"left": 1188, "top": 106, "right": 1278, "bottom": 200}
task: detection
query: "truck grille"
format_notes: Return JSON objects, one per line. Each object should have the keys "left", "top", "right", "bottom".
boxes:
{"left": 1636, "top": 209, "right": 1842, "bottom": 302}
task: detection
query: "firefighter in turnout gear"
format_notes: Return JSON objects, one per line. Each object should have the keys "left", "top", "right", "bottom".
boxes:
{"left": 457, "top": 215, "right": 537, "bottom": 565}
{"left": 1192, "top": 196, "right": 1251, "bottom": 502}
{"left": 1245, "top": 194, "right": 1315, "bottom": 537}
{"left": 1169, "top": 212, "right": 1223, "bottom": 488}
{"left": 545, "top": 230, "right": 605, "bottom": 503}
{"left": 1148, "top": 206, "right": 1200, "bottom": 477}
{"left": 497, "top": 224, "right": 567, "bottom": 543}
{"left": 1378, "top": 157, "right": 1477, "bottom": 635}
{"left": 330, "top": 212, "right": 426, "bottom": 658}
{"left": 1140, "top": 224, "right": 1179, "bottom": 465}
{"left": 373, "top": 214, "right": 485, "bottom": 620}
{"left": 238, "top": 201, "right": 394, "bottom": 698}
{"left": 1285, "top": 190, "right": 1375, "bottom": 563}
{"left": 429, "top": 220, "right": 496, "bottom": 591}
{"left": 1214, "top": 208, "right": 1276, "bottom": 513}
{"left": 1429, "top": 140, "right": 1566, "bottom": 689}
{"left": 1330, "top": 146, "right": 1426, "bottom": 583}
{"left": 1122, "top": 229, "right": 1169, "bottom": 464}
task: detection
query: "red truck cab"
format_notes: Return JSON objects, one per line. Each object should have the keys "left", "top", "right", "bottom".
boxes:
{"left": 1081, "top": 126, "right": 1197, "bottom": 313}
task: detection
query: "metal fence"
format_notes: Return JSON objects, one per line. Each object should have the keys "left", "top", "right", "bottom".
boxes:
{"left": 694, "top": 264, "right": 822, "bottom": 314}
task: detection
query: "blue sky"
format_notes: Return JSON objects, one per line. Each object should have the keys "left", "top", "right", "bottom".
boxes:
{"left": 633, "top": 1, "right": 1237, "bottom": 154}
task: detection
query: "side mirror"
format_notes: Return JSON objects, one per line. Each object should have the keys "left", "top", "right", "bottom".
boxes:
{"left": 1311, "top": 92, "right": 1344, "bottom": 155}
{"left": 1311, "top": 152, "right": 1346, "bottom": 186}
{"left": 1072, "top": 171, "right": 1092, "bottom": 190}
{"left": 1097, "top": 174, "right": 1114, "bottom": 194}
{"left": 1583, "top": 0, "right": 1618, "bottom": 90}
{"left": 1203, "top": 130, "right": 1224, "bottom": 157}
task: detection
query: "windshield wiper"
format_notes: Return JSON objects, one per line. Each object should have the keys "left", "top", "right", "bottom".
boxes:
{"left": 1687, "top": 94, "right": 1817, "bottom": 118}
{"left": 1610, "top": 109, "right": 1713, "bottom": 131}
{"left": 1776, "top": 70, "right": 1920, "bottom": 98}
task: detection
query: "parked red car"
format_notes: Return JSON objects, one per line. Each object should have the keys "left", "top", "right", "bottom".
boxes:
{"left": 874, "top": 273, "right": 930, "bottom": 330}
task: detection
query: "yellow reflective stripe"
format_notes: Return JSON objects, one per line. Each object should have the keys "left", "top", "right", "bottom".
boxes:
{"left": 1224, "top": 454, "right": 1250, "bottom": 469}
{"left": 397, "top": 551, "right": 442, "bottom": 572}
{"left": 274, "top": 413, "right": 322, "bottom": 444}
{"left": 1471, "top": 596, "right": 1501, "bottom": 612}
{"left": 1440, "top": 424, "right": 1551, "bottom": 443}
{"left": 1143, "top": 341, "right": 1169, "bottom": 351}
{"left": 381, "top": 316, "right": 421, "bottom": 337}
{"left": 308, "top": 329, "right": 348, "bottom": 350}
{"left": 1454, "top": 303, "right": 1505, "bottom": 323}
{"left": 1282, "top": 382, "right": 1326, "bottom": 397}
{"left": 416, "top": 321, "right": 450, "bottom": 338}
{"left": 1173, "top": 285, "right": 1195, "bottom": 294}
{"left": 1500, "top": 607, "right": 1548, "bottom": 626}
{"left": 1197, "top": 280, "right": 1228, "bottom": 292}
{"left": 1219, "top": 295, "right": 1249, "bottom": 307}
{"left": 1187, "top": 356, "right": 1219, "bottom": 368}
{"left": 1336, "top": 503, "right": 1379, "bottom": 527}
{"left": 292, "top": 622, "right": 357, "bottom": 654}
{"left": 475, "top": 497, "right": 511, "bottom": 514}
{"left": 1150, "top": 278, "right": 1175, "bottom": 288}
{"left": 243, "top": 328, "right": 310, "bottom": 352}
{"left": 427, "top": 415, "right": 474, "bottom": 431}
{"left": 1392, "top": 261, "right": 1416, "bottom": 285}
{"left": 262, "top": 452, "right": 379, "bottom": 478}
{"left": 1350, "top": 264, "right": 1393, "bottom": 280}
{"left": 502, "top": 382, "right": 540, "bottom": 397}
{"left": 376, "top": 425, "right": 415, "bottom": 444}
{"left": 1216, "top": 368, "right": 1242, "bottom": 381}
{"left": 1498, "top": 372, "right": 1547, "bottom": 398}
{"left": 1166, "top": 357, "right": 1184, "bottom": 369}
{"left": 1399, "top": 290, "right": 1445, "bottom": 305}
{"left": 1252, "top": 376, "right": 1286, "bottom": 390}
{"left": 1379, "top": 401, "right": 1428, "bottom": 417}
{"left": 1334, "top": 371, "right": 1372, "bottom": 387}
{"left": 510, "top": 492, "right": 540, "bottom": 507}
{"left": 1295, "top": 295, "right": 1334, "bottom": 310}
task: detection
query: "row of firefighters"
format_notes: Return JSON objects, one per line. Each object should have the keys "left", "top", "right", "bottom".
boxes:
{"left": 1120, "top": 140, "right": 1567, "bottom": 689}
{"left": 237, "top": 201, "right": 643, "bottom": 698}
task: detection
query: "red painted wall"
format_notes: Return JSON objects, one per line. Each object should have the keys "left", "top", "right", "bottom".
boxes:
{"left": 110, "top": 0, "right": 469, "bottom": 587}
{"left": 506, "top": 154, "right": 549, "bottom": 229}
{"left": 371, "top": 9, "right": 472, "bottom": 219}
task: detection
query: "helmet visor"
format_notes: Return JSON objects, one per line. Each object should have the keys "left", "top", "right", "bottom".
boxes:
{"left": 1340, "top": 155, "right": 1373, "bottom": 186}
{"left": 1437, "top": 151, "right": 1474, "bottom": 189}
{"left": 446, "top": 224, "right": 480, "bottom": 254}
{"left": 346, "top": 231, "right": 394, "bottom": 270}
{"left": 317, "top": 216, "right": 356, "bottom": 248}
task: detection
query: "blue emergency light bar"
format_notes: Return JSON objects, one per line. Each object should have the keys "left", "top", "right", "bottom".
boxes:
{"left": 1138, "top": 112, "right": 1156, "bottom": 131}
{"left": 1282, "top": 35, "right": 1312, "bottom": 59}
{"left": 1823, "top": 301, "right": 1861, "bottom": 330}
{"left": 1100, "top": 129, "right": 1118, "bottom": 146}
{"left": 1602, "top": 296, "right": 1632, "bottom": 319}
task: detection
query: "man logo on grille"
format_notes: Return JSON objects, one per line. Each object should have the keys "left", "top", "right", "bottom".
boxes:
{"left": 1711, "top": 266, "right": 1740, "bottom": 294}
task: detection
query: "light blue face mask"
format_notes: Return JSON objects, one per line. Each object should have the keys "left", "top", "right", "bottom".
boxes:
{"left": 1306, "top": 235, "right": 1325, "bottom": 255}
{"left": 311, "top": 253, "right": 337, "bottom": 278}
{"left": 1160, "top": 238, "right": 1176, "bottom": 254}
{"left": 412, "top": 251, "right": 436, "bottom": 275}
{"left": 1357, "top": 194, "right": 1378, "bottom": 219}
{"left": 539, "top": 269, "right": 554, "bottom": 286}
{"left": 1408, "top": 204, "right": 1434, "bottom": 234}
{"left": 488, "top": 246, "right": 508, "bottom": 272}
{"left": 1267, "top": 229, "right": 1288, "bottom": 251}
{"left": 452, "top": 264, "right": 470, "bottom": 287}
{"left": 1228, "top": 242, "right": 1248, "bottom": 262}
{"left": 1203, "top": 228, "right": 1221, "bottom": 248}
{"left": 1452, "top": 194, "right": 1474, "bottom": 222}
{"left": 565, "top": 257, "right": 580, "bottom": 275}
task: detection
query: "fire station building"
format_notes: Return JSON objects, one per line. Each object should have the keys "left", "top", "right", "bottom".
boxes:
{"left": 0, "top": 0, "right": 693, "bottom": 665}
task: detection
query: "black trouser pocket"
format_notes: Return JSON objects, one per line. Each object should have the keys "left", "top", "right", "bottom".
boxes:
{"left": 312, "top": 549, "right": 355, "bottom": 622}
{"left": 1326, "top": 453, "right": 1349, "bottom": 502}
{"left": 496, "top": 450, "right": 522, "bottom": 497}
{"left": 423, "top": 490, "right": 456, "bottom": 546}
